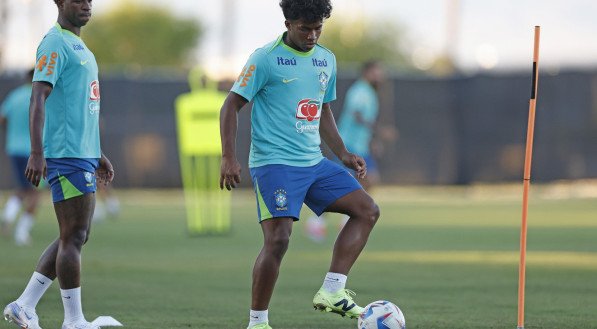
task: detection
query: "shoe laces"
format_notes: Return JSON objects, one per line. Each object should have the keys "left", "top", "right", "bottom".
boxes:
{"left": 343, "top": 289, "right": 357, "bottom": 300}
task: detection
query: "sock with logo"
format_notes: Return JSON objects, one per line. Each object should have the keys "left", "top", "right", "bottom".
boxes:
{"left": 249, "top": 309, "right": 268, "bottom": 327}
{"left": 322, "top": 272, "right": 347, "bottom": 294}
{"left": 61, "top": 287, "right": 84, "bottom": 324}
{"left": 16, "top": 272, "right": 53, "bottom": 309}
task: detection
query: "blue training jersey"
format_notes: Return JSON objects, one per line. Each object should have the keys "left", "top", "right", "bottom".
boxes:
{"left": 0, "top": 84, "right": 32, "bottom": 156}
{"left": 33, "top": 23, "right": 101, "bottom": 159}
{"left": 337, "top": 79, "right": 379, "bottom": 156}
{"left": 231, "top": 33, "right": 337, "bottom": 168}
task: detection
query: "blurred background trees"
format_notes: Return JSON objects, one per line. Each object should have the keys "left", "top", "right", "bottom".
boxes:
{"left": 319, "top": 17, "right": 412, "bottom": 72}
{"left": 82, "top": 2, "right": 203, "bottom": 72}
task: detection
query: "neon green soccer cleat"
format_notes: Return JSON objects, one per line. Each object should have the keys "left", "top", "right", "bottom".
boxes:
{"left": 246, "top": 323, "right": 272, "bottom": 329}
{"left": 312, "top": 288, "right": 364, "bottom": 319}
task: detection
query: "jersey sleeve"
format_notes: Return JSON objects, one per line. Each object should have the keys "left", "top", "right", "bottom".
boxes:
{"left": 33, "top": 34, "right": 68, "bottom": 87}
{"left": 323, "top": 54, "right": 337, "bottom": 103}
{"left": 231, "top": 50, "right": 269, "bottom": 102}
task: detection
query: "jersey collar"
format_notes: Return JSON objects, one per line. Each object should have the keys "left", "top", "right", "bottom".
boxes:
{"left": 271, "top": 32, "right": 316, "bottom": 57}
{"left": 54, "top": 22, "right": 81, "bottom": 39}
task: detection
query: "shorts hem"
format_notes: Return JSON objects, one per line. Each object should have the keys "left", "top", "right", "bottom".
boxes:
{"left": 314, "top": 185, "right": 362, "bottom": 216}
{"left": 259, "top": 215, "right": 300, "bottom": 223}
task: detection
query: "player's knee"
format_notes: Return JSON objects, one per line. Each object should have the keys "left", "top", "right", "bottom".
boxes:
{"left": 362, "top": 201, "right": 380, "bottom": 226}
{"left": 265, "top": 234, "right": 291, "bottom": 258}
{"left": 61, "top": 228, "right": 88, "bottom": 249}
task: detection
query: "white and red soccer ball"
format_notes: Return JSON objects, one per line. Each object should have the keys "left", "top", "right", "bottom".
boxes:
{"left": 358, "top": 300, "right": 406, "bottom": 329}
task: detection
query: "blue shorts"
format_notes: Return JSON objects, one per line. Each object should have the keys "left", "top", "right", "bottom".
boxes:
{"left": 249, "top": 158, "right": 362, "bottom": 222}
{"left": 46, "top": 158, "right": 99, "bottom": 203}
{"left": 9, "top": 155, "right": 32, "bottom": 189}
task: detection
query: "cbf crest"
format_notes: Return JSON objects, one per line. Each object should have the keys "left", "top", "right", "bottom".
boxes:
{"left": 318, "top": 71, "right": 329, "bottom": 92}
{"left": 84, "top": 172, "right": 94, "bottom": 187}
{"left": 274, "top": 189, "right": 288, "bottom": 210}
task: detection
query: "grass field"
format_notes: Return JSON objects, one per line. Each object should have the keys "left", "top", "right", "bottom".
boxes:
{"left": 1, "top": 184, "right": 596, "bottom": 329}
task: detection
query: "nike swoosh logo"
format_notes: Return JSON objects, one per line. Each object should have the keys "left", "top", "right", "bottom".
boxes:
{"left": 36, "top": 278, "right": 45, "bottom": 285}
{"left": 326, "top": 277, "right": 340, "bottom": 281}
{"left": 63, "top": 296, "right": 71, "bottom": 299}
{"left": 250, "top": 316, "right": 259, "bottom": 319}
{"left": 282, "top": 78, "right": 298, "bottom": 83}
{"left": 80, "top": 60, "right": 89, "bottom": 65}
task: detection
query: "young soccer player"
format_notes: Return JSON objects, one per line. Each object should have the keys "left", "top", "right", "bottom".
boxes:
{"left": 3, "top": 1, "right": 114, "bottom": 328}
{"left": 219, "top": 1, "right": 380, "bottom": 328}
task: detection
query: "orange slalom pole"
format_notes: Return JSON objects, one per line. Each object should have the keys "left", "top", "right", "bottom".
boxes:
{"left": 517, "top": 26, "right": 540, "bottom": 329}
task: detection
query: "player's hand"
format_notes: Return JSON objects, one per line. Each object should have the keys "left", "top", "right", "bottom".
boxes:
{"left": 341, "top": 151, "right": 367, "bottom": 179}
{"left": 220, "top": 155, "right": 241, "bottom": 191}
{"left": 96, "top": 154, "right": 115, "bottom": 185}
{"left": 25, "top": 152, "right": 47, "bottom": 187}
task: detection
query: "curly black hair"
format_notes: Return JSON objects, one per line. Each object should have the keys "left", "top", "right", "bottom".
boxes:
{"left": 279, "top": 0, "right": 333, "bottom": 22}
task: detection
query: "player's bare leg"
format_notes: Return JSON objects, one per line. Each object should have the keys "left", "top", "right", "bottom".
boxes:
{"left": 326, "top": 189, "right": 379, "bottom": 274}
{"left": 53, "top": 193, "right": 97, "bottom": 328}
{"left": 252, "top": 218, "right": 294, "bottom": 310}
{"left": 35, "top": 240, "right": 59, "bottom": 279}
{"left": 54, "top": 193, "right": 95, "bottom": 288}
{"left": 312, "top": 189, "right": 379, "bottom": 319}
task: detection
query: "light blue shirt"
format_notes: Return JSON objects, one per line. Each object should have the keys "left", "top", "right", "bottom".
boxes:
{"left": 231, "top": 33, "right": 337, "bottom": 168}
{"left": 33, "top": 23, "right": 101, "bottom": 159}
{"left": 0, "top": 84, "right": 32, "bottom": 156}
{"left": 337, "top": 79, "right": 379, "bottom": 156}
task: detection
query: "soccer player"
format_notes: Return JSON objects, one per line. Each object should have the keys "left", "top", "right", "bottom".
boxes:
{"left": 337, "top": 60, "right": 385, "bottom": 191}
{"left": 3, "top": 1, "right": 114, "bottom": 329}
{"left": 0, "top": 69, "right": 42, "bottom": 246}
{"left": 219, "top": 1, "right": 380, "bottom": 328}
{"left": 306, "top": 60, "right": 386, "bottom": 241}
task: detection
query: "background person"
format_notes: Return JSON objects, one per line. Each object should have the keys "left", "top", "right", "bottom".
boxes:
{"left": 0, "top": 68, "right": 42, "bottom": 246}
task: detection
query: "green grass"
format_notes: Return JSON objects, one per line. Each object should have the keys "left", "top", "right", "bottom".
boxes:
{"left": 1, "top": 185, "right": 596, "bottom": 329}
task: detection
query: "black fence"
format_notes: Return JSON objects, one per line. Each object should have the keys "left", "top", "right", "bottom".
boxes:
{"left": 1, "top": 69, "right": 596, "bottom": 188}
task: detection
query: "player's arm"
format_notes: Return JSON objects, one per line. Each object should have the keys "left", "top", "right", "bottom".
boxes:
{"left": 320, "top": 103, "right": 366, "bottom": 179}
{"left": 25, "top": 81, "right": 52, "bottom": 187}
{"left": 219, "top": 91, "right": 248, "bottom": 190}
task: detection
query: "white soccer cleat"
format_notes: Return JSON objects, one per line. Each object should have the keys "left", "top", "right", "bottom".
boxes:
{"left": 3, "top": 301, "right": 42, "bottom": 329}
{"left": 62, "top": 316, "right": 123, "bottom": 329}
{"left": 90, "top": 316, "right": 122, "bottom": 327}
{"left": 61, "top": 320, "right": 100, "bottom": 329}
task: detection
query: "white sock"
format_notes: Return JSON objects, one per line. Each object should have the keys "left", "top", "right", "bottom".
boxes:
{"left": 249, "top": 309, "right": 268, "bottom": 327}
{"left": 14, "top": 213, "right": 34, "bottom": 243}
{"left": 61, "top": 287, "right": 84, "bottom": 324}
{"left": 3, "top": 195, "right": 21, "bottom": 224}
{"left": 322, "top": 272, "right": 347, "bottom": 294}
{"left": 16, "top": 272, "right": 53, "bottom": 309}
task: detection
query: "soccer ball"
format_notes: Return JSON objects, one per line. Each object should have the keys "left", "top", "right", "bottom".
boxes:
{"left": 358, "top": 300, "right": 406, "bottom": 329}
